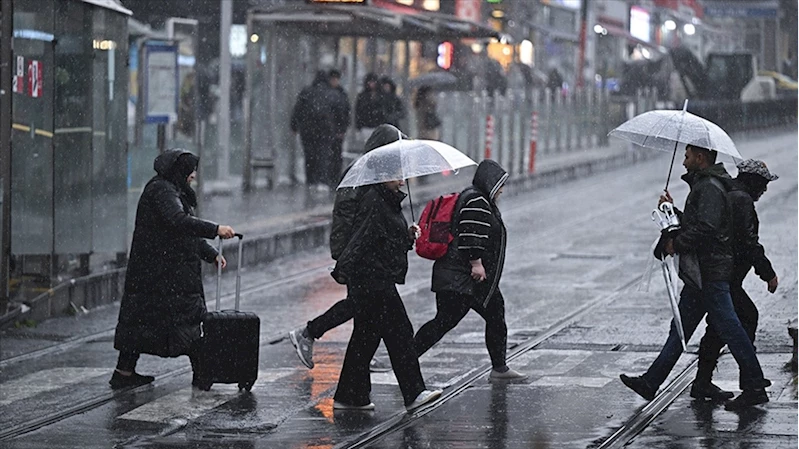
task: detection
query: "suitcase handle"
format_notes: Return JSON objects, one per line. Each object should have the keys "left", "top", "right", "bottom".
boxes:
{"left": 216, "top": 233, "right": 244, "bottom": 311}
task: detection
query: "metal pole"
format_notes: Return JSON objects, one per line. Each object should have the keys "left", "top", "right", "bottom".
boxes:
{"left": 0, "top": 0, "right": 12, "bottom": 312}
{"left": 576, "top": 0, "right": 588, "bottom": 89}
{"left": 218, "top": 0, "right": 232, "bottom": 181}
{"left": 243, "top": 12, "right": 254, "bottom": 192}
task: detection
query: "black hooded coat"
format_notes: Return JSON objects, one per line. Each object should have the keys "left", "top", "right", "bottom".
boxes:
{"left": 331, "top": 183, "right": 414, "bottom": 288}
{"left": 728, "top": 180, "right": 776, "bottom": 284}
{"left": 431, "top": 160, "right": 509, "bottom": 306}
{"left": 329, "top": 124, "right": 407, "bottom": 260}
{"left": 114, "top": 149, "right": 219, "bottom": 357}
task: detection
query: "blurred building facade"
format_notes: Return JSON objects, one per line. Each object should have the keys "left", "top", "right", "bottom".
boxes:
{"left": 7, "top": 0, "right": 130, "bottom": 304}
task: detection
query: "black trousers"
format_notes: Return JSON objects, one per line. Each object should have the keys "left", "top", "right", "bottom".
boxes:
{"left": 328, "top": 137, "right": 344, "bottom": 188}
{"left": 334, "top": 283, "right": 426, "bottom": 406}
{"left": 414, "top": 290, "right": 508, "bottom": 370}
{"left": 695, "top": 276, "right": 759, "bottom": 383}
{"left": 306, "top": 297, "right": 354, "bottom": 340}
{"left": 299, "top": 133, "right": 332, "bottom": 186}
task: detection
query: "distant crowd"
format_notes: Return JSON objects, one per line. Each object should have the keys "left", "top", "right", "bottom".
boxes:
{"left": 290, "top": 69, "right": 441, "bottom": 192}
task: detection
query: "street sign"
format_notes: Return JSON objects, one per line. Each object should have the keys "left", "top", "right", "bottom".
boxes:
{"left": 143, "top": 42, "right": 178, "bottom": 124}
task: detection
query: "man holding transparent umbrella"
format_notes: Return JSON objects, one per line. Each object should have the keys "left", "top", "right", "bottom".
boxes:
{"left": 620, "top": 144, "right": 772, "bottom": 410}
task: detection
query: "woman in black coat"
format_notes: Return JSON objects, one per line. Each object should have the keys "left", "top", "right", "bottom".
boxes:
{"left": 414, "top": 159, "right": 526, "bottom": 380}
{"left": 331, "top": 174, "right": 442, "bottom": 412}
{"left": 111, "top": 149, "right": 236, "bottom": 389}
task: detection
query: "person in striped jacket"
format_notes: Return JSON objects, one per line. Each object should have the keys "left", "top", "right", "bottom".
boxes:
{"left": 414, "top": 159, "right": 527, "bottom": 380}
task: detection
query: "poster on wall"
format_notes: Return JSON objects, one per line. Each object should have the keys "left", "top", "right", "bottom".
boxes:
{"left": 12, "top": 56, "right": 24, "bottom": 94}
{"left": 27, "top": 60, "right": 42, "bottom": 98}
{"left": 144, "top": 43, "right": 179, "bottom": 124}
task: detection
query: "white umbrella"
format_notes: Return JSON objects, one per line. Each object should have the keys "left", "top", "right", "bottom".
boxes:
{"left": 609, "top": 100, "right": 741, "bottom": 191}
{"left": 337, "top": 139, "right": 476, "bottom": 220}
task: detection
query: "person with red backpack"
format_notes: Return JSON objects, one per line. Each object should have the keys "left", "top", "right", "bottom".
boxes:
{"left": 413, "top": 159, "right": 527, "bottom": 381}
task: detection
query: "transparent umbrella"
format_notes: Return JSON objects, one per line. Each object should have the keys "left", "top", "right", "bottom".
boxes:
{"left": 337, "top": 139, "right": 476, "bottom": 220}
{"left": 609, "top": 100, "right": 742, "bottom": 191}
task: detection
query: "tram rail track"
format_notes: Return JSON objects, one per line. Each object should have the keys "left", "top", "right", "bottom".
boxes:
{"left": 2, "top": 140, "right": 792, "bottom": 445}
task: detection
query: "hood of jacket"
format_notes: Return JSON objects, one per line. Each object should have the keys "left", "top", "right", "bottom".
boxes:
{"left": 472, "top": 159, "right": 508, "bottom": 201}
{"left": 154, "top": 149, "right": 195, "bottom": 178}
{"left": 681, "top": 163, "right": 733, "bottom": 188}
{"left": 364, "top": 124, "right": 407, "bottom": 152}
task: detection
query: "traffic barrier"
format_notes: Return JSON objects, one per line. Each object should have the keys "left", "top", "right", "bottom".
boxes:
{"left": 529, "top": 111, "right": 538, "bottom": 174}
{"left": 484, "top": 114, "right": 494, "bottom": 159}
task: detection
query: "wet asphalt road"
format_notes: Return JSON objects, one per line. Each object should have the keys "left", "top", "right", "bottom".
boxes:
{"left": 0, "top": 129, "right": 796, "bottom": 448}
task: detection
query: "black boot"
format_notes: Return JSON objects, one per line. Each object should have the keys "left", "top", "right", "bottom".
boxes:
{"left": 109, "top": 371, "right": 155, "bottom": 390}
{"left": 725, "top": 389, "right": 768, "bottom": 410}
{"left": 620, "top": 374, "right": 656, "bottom": 401}
{"left": 690, "top": 381, "right": 734, "bottom": 401}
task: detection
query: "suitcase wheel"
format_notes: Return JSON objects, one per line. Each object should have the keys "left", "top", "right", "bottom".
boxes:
{"left": 238, "top": 381, "right": 254, "bottom": 392}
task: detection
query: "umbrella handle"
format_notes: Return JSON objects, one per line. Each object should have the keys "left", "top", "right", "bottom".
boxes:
{"left": 407, "top": 180, "right": 415, "bottom": 223}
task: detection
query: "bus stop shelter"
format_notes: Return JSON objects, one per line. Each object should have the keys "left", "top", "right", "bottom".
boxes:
{"left": 242, "top": 3, "right": 499, "bottom": 190}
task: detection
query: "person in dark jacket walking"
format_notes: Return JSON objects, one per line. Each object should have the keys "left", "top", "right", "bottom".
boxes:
{"left": 111, "top": 149, "right": 236, "bottom": 389}
{"left": 289, "top": 124, "right": 407, "bottom": 371}
{"left": 413, "top": 159, "right": 526, "bottom": 380}
{"left": 691, "top": 159, "right": 779, "bottom": 401}
{"left": 291, "top": 70, "right": 337, "bottom": 191}
{"left": 620, "top": 145, "right": 771, "bottom": 410}
{"left": 329, "top": 158, "right": 441, "bottom": 412}
{"left": 379, "top": 76, "right": 406, "bottom": 128}
{"left": 328, "top": 69, "right": 351, "bottom": 186}
{"left": 354, "top": 73, "right": 386, "bottom": 145}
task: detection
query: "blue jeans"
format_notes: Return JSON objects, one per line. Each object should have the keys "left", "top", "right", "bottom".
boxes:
{"left": 642, "top": 281, "right": 769, "bottom": 391}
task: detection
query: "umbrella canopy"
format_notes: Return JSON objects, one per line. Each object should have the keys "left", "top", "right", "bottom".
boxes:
{"left": 609, "top": 107, "right": 741, "bottom": 159}
{"left": 338, "top": 139, "right": 476, "bottom": 189}
{"left": 609, "top": 101, "right": 741, "bottom": 191}
{"left": 408, "top": 72, "right": 458, "bottom": 88}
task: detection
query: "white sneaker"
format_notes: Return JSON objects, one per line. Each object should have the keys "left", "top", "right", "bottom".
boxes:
{"left": 406, "top": 389, "right": 442, "bottom": 412}
{"left": 489, "top": 368, "right": 527, "bottom": 381}
{"left": 289, "top": 327, "right": 314, "bottom": 369}
{"left": 333, "top": 400, "right": 375, "bottom": 411}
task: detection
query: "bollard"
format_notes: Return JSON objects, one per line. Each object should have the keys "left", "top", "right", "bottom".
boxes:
{"left": 485, "top": 114, "right": 494, "bottom": 159}
{"left": 528, "top": 111, "right": 538, "bottom": 174}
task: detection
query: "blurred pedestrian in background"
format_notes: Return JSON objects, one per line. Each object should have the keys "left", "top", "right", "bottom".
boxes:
{"left": 414, "top": 86, "right": 441, "bottom": 141}
{"left": 380, "top": 76, "right": 406, "bottom": 129}
{"left": 111, "top": 149, "right": 236, "bottom": 389}
{"left": 355, "top": 73, "right": 386, "bottom": 152}
{"left": 328, "top": 69, "right": 351, "bottom": 186}
{"left": 291, "top": 70, "right": 336, "bottom": 192}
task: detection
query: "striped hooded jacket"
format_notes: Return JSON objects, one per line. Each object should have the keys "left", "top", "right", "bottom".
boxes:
{"left": 431, "top": 159, "right": 509, "bottom": 306}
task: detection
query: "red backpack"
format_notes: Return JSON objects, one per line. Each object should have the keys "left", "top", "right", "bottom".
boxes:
{"left": 416, "top": 193, "right": 460, "bottom": 260}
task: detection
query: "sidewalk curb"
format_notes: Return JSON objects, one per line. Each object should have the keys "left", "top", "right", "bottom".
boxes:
{"left": 6, "top": 146, "right": 658, "bottom": 328}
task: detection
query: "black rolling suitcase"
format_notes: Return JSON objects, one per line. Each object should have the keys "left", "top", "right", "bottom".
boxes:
{"left": 194, "top": 234, "right": 260, "bottom": 392}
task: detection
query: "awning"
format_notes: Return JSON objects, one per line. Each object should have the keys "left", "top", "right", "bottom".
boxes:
{"left": 525, "top": 21, "right": 580, "bottom": 43}
{"left": 248, "top": 4, "right": 499, "bottom": 41}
